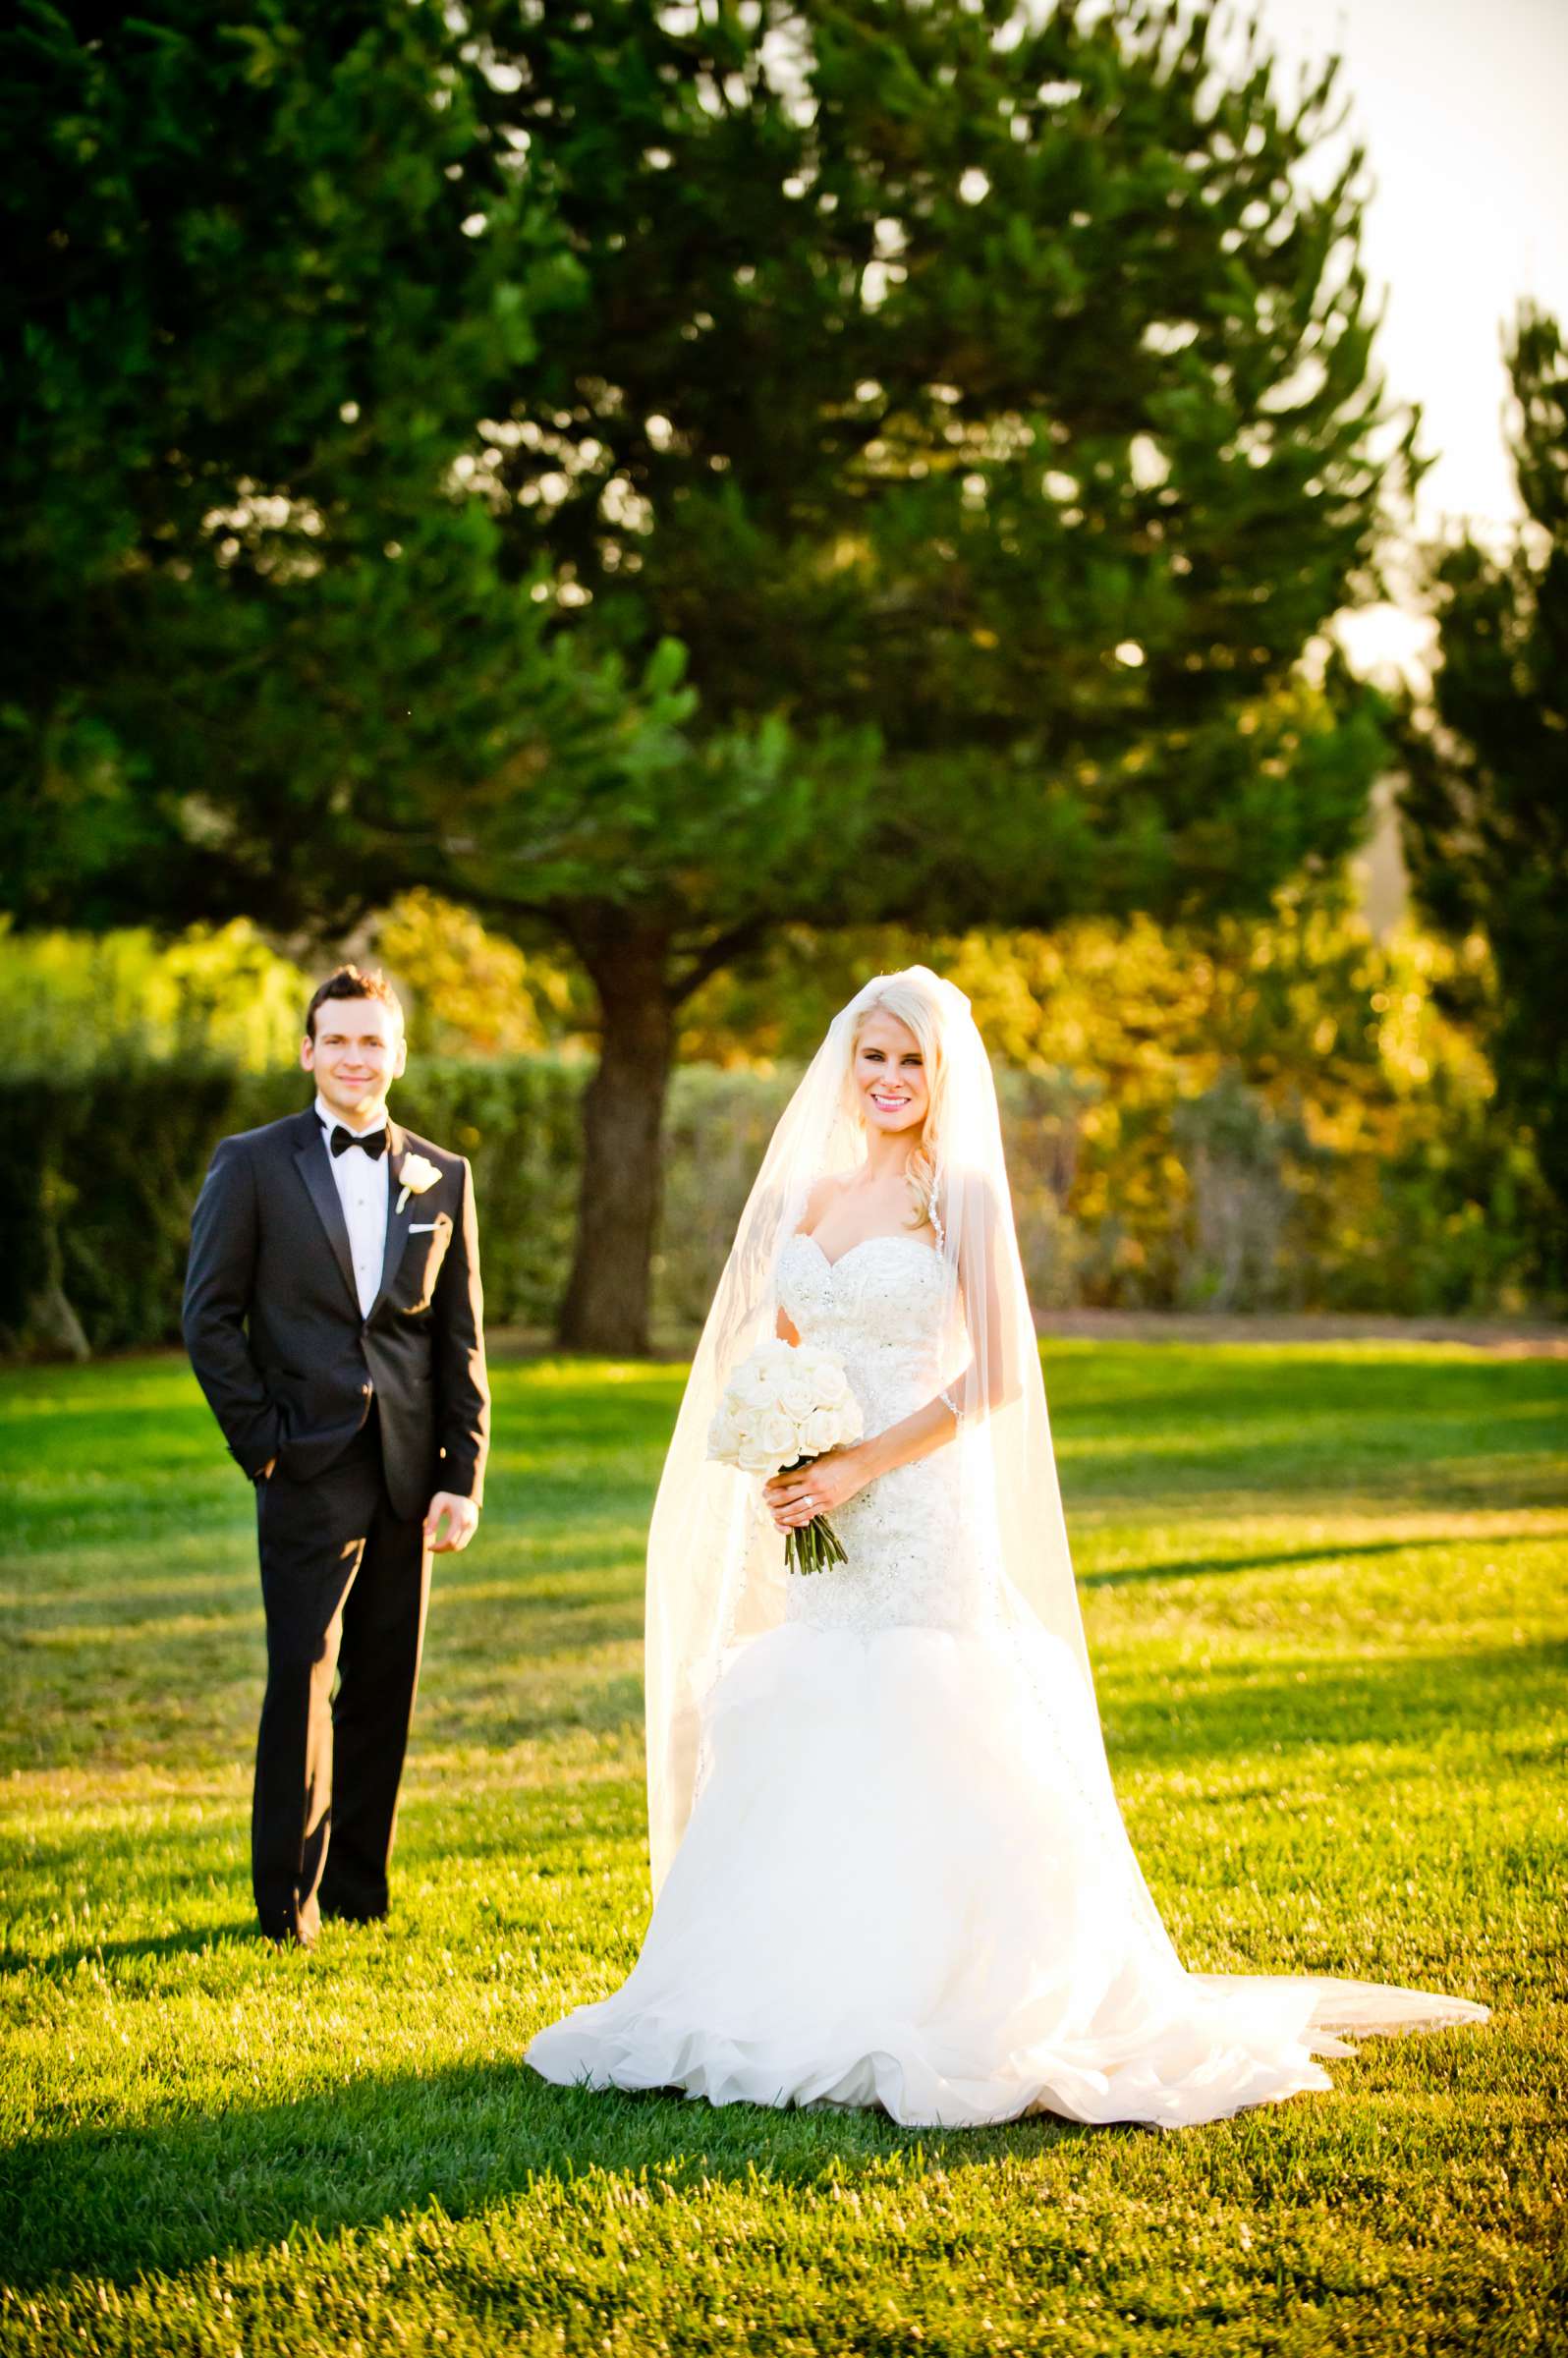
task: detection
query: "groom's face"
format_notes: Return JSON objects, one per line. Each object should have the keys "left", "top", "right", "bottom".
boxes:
{"left": 301, "top": 996, "right": 407, "bottom": 1124}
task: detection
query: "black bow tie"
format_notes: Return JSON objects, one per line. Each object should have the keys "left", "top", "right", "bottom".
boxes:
{"left": 330, "top": 1122, "right": 389, "bottom": 1159}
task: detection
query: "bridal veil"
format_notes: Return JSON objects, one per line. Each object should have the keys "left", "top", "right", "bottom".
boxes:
{"left": 644, "top": 965, "right": 1173, "bottom": 1945}
{"left": 620, "top": 963, "right": 1488, "bottom": 2112}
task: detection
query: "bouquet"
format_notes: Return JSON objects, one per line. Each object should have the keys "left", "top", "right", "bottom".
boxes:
{"left": 706, "top": 1339, "right": 865, "bottom": 1575}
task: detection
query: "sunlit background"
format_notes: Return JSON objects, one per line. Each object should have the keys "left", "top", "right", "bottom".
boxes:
{"left": 1261, "top": 0, "right": 1568, "bottom": 680}
{"left": 3, "top": 0, "right": 1564, "bottom": 1356}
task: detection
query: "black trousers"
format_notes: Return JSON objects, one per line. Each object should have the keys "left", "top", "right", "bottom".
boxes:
{"left": 251, "top": 1410, "right": 430, "bottom": 1940}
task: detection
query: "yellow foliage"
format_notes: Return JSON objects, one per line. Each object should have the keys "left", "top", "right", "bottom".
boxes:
{"left": 0, "top": 918, "right": 308, "bottom": 1072}
{"left": 371, "top": 891, "right": 590, "bottom": 1060}
{"left": 679, "top": 875, "right": 1521, "bottom": 1309}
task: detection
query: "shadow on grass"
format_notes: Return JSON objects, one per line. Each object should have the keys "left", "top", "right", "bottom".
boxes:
{"left": 0, "top": 1921, "right": 260, "bottom": 1982}
{"left": 1051, "top": 1356, "right": 1568, "bottom": 1503}
{"left": 0, "top": 2054, "right": 1111, "bottom": 2288}
{"left": 1048, "top": 1355, "right": 1567, "bottom": 1427}
{"left": 1101, "top": 1636, "right": 1567, "bottom": 1768}
{"left": 1081, "top": 1536, "right": 1427, "bottom": 1589}
{"left": 11, "top": 1549, "right": 645, "bottom": 1647}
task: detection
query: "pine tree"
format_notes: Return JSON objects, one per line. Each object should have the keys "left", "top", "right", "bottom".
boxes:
{"left": 4, "top": 2, "right": 1414, "bottom": 1349}
{"left": 1397, "top": 303, "right": 1568, "bottom": 1251}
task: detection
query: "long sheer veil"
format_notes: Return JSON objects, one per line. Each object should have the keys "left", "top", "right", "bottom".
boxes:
{"left": 644, "top": 965, "right": 1160, "bottom": 1922}
{"left": 643, "top": 965, "right": 1489, "bottom": 2049}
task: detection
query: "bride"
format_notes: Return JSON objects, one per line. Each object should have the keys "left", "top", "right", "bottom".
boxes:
{"left": 527, "top": 968, "right": 1489, "bottom": 2130}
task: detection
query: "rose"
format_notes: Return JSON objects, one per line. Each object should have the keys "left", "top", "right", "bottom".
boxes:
{"left": 395, "top": 1151, "right": 442, "bottom": 1215}
{"left": 756, "top": 1410, "right": 797, "bottom": 1463}
{"left": 735, "top": 1361, "right": 778, "bottom": 1411}
{"left": 703, "top": 1339, "right": 861, "bottom": 1577}
{"left": 707, "top": 1409, "right": 741, "bottom": 1458}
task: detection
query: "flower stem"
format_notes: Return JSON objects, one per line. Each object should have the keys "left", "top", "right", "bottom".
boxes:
{"left": 787, "top": 1511, "right": 845, "bottom": 1575}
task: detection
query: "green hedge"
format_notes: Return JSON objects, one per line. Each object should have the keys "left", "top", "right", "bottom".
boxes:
{"left": 0, "top": 1060, "right": 1093, "bottom": 1358}
{"left": 0, "top": 1062, "right": 586, "bottom": 1356}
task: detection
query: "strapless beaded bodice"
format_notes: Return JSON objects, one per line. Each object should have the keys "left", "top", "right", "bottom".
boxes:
{"left": 774, "top": 1232, "right": 976, "bottom": 1636}
{"left": 777, "top": 1230, "right": 949, "bottom": 1400}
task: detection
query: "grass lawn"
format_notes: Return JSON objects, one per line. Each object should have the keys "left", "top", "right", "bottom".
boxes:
{"left": 0, "top": 1340, "right": 1563, "bottom": 2356}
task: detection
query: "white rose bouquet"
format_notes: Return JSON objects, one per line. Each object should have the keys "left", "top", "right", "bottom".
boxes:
{"left": 706, "top": 1339, "right": 864, "bottom": 1575}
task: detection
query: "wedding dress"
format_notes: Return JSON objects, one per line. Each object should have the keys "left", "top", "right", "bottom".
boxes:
{"left": 527, "top": 969, "right": 1489, "bottom": 2130}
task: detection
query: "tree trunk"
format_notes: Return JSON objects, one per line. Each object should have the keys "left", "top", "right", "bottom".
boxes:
{"left": 556, "top": 917, "right": 677, "bottom": 1356}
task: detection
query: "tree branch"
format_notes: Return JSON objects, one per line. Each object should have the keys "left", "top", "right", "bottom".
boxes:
{"left": 670, "top": 917, "right": 768, "bottom": 1005}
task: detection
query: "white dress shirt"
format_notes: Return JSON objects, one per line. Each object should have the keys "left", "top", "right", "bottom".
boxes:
{"left": 315, "top": 1095, "right": 390, "bottom": 1319}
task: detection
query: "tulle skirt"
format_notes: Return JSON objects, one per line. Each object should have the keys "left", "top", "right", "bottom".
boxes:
{"left": 526, "top": 1621, "right": 1489, "bottom": 2131}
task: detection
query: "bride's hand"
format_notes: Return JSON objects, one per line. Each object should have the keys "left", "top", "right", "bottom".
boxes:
{"left": 764, "top": 1448, "right": 868, "bottom": 1531}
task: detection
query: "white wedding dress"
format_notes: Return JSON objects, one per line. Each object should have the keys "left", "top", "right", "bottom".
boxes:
{"left": 527, "top": 1231, "right": 1489, "bottom": 2130}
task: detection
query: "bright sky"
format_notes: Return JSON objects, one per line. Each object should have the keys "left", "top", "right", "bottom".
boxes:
{"left": 1249, "top": 0, "right": 1568, "bottom": 674}
{"left": 1257, "top": 0, "right": 1568, "bottom": 532}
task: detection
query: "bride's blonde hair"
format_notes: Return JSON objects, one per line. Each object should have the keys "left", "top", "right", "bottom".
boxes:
{"left": 849, "top": 973, "right": 947, "bottom": 1232}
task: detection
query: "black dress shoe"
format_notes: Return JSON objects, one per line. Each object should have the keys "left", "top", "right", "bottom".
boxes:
{"left": 318, "top": 1893, "right": 387, "bottom": 1926}
{"left": 262, "top": 1922, "right": 317, "bottom": 1950}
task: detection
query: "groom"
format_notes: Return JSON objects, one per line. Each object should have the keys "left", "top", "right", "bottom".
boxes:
{"left": 183, "top": 966, "right": 490, "bottom": 1946}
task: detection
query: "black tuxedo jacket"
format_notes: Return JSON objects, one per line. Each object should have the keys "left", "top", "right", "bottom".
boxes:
{"left": 182, "top": 1106, "right": 490, "bottom": 1521}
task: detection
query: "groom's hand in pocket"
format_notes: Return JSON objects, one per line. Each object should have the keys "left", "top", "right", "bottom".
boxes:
{"left": 423, "top": 1491, "right": 479, "bottom": 1553}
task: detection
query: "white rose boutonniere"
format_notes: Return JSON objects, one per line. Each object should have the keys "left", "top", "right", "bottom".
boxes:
{"left": 395, "top": 1151, "right": 442, "bottom": 1216}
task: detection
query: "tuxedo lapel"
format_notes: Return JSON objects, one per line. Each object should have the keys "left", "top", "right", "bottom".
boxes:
{"left": 291, "top": 1113, "right": 360, "bottom": 1313}
{"left": 367, "top": 1121, "right": 412, "bottom": 1322}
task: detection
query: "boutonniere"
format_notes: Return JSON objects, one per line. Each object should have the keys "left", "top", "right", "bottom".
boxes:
{"left": 395, "top": 1152, "right": 442, "bottom": 1215}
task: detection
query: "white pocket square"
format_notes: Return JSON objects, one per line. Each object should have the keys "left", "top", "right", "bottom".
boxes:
{"left": 409, "top": 1220, "right": 444, "bottom": 1234}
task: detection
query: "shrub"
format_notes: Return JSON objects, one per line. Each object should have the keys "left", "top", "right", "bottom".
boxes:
{"left": 0, "top": 1063, "right": 587, "bottom": 1357}
{"left": 0, "top": 1025, "right": 1556, "bottom": 1361}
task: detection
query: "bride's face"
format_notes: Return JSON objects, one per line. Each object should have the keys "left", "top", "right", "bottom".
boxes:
{"left": 853, "top": 1009, "right": 930, "bottom": 1139}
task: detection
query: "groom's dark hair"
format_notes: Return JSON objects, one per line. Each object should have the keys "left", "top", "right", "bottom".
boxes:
{"left": 306, "top": 965, "right": 405, "bottom": 1041}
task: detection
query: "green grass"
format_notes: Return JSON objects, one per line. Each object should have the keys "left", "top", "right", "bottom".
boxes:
{"left": 0, "top": 1341, "right": 1563, "bottom": 2356}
